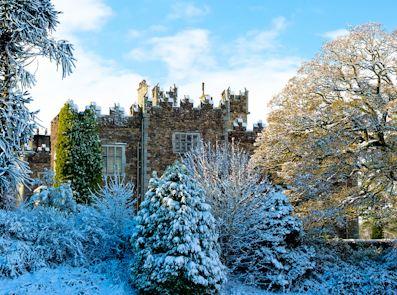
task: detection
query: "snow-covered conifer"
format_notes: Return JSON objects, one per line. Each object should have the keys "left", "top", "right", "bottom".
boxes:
{"left": 132, "top": 162, "right": 226, "bottom": 294}
{"left": 0, "top": 0, "right": 74, "bottom": 208}
{"left": 230, "top": 186, "right": 315, "bottom": 290}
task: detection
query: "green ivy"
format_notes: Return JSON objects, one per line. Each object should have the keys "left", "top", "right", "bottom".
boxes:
{"left": 55, "top": 103, "right": 102, "bottom": 203}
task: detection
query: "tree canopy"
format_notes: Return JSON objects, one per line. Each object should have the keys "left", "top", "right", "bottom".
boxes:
{"left": 253, "top": 24, "right": 397, "bottom": 227}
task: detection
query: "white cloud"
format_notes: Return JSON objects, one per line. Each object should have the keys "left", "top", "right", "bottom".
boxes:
{"left": 31, "top": 5, "right": 299, "bottom": 131}
{"left": 148, "top": 25, "right": 168, "bottom": 33}
{"left": 127, "top": 29, "right": 142, "bottom": 39}
{"left": 53, "top": 0, "right": 113, "bottom": 35}
{"left": 231, "top": 16, "right": 288, "bottom": 66}
{"left": 127, "top": 29, "right": 216, "bottom": 80}
{"left": 322, "top": 29, "right": 349, "bottom": 40}
{"left": 126, "top": 25, "right": 168, "bottom": 40}
{"left": 168, "top": 2, "right": 210, "bottom": 20}
{"left": 30, "top": 46, "right": 144, "bottom": 130}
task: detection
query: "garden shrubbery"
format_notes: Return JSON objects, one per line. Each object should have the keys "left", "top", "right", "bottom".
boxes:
{"left": 0, "top": 178, "right": 134, "bottom": 278}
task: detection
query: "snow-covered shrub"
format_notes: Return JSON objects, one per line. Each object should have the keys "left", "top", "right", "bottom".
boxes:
{"left": 230, "top": 186, "right": 315, "bottom": 291}
{"left": 24, "top": 183, "right": 77, "bottom": 213}
{"left": 88, "top": 177, "right": 136, "bottom": 257}
{"left": 295, "top": 242, "right": 397, "bottom": 294}
{"left": 36, "top": 168, "right": 56, "bottom": 187}
{"left": 132, "top": 162, "right": 226, "bottom": 294}
{"left": 0, "top": 207, "right": 85, "bottom": 277}
{"left": 0, "top": 178, "right": 136, "bottom": 278}
{"left": 183, "top": 143, "right": 259, "bottom": 260}
{"left": 184, "top": 142, "right": 315, "bottom": 289}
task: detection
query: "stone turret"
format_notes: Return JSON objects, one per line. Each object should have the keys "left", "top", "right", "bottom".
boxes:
{"left": 166, "top": 84, "right": 178, "bottom": 106}
{"left": 221, "top": 87, "right": 249, "bottom": 130}
{"left": 137, "top": 80, "right": 149, "bottom": 112}
{"left": 152, "top": 83, "right": 161, "bottom": 106}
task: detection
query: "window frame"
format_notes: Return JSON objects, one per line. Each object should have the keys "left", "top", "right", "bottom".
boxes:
{"left": 102, "top": 143, "right": 127, "bottom": 177}
{"left": 172, "top": 132, "right": 201, "bottom": 154}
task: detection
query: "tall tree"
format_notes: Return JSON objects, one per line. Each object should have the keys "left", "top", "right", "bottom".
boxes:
{"left": 0, "top": 0, "right": 74, "bottom": 208}
{"left": 252, "top": 24, "right": 397, "bottom": 229}
{"left": 55, "top": 102, "right": 102, "bottom": 203}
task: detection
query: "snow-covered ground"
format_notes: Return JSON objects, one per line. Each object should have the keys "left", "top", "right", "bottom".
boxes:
{"left": 0, "top": 264, "right": 276, "bottom": 295}
{"left": 0, "top": 265, "right": 134, "bottom": 295}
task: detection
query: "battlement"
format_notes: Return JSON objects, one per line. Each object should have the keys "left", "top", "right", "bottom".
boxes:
{"left": 131, "top": 80, "right": 250, "bottom": 122}
{"left": 232, "top": 118, "right": 264, "bottom": 133}
{"left": 228, "top": 119, "right": 264, "bottom": 155}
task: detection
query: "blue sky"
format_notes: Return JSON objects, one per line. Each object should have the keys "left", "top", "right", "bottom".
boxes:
{"left": 31, "top": 0, "right": 397, "bottom": 129}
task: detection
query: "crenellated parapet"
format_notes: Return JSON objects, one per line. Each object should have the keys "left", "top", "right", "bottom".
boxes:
{"left": 227, "top": 118, "right": 265, "bottom": 155}
{"left": 131, "top": 81, "right": 252, "bottom": 124}
{"left": 99, "top": 103, "right": 139, "bottom": 127}
{"left": 221, "top": 86, "right": 250, "bottom": 131}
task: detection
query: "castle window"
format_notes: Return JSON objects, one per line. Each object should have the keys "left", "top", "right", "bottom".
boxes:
{"left": 172, "top": 132, "right": 201, "bottom": 153}
{"left": 102, "top": 144, "right": 126, "bottom": 176}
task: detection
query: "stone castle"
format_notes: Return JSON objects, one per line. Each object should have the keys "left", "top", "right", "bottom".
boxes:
{"left": 27, "top": 80, "right": 263, "bottom": 196}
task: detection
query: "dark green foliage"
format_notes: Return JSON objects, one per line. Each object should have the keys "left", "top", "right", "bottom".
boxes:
{"left": 55, "top": 102, "right": 102, "bottom": 203}
{"left": 371, "top": 220, "right": 384, "bottom": 240}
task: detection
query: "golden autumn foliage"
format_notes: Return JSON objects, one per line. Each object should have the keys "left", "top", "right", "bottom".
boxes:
{"left": 253, "top": 24, "right": 397, "bottom": 229}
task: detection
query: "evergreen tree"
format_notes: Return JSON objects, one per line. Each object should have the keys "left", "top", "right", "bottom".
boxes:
{"left": 132, "top": 162, "right": 226, "bottom": 294}
{"left": 0, "top": 0, "right": 74, "bottom": 208}
{"left": 55, "top": 102, "right": 102, "bottom": 203}
{"left": 231, "top": 186, "right": 315, "bottom": 290}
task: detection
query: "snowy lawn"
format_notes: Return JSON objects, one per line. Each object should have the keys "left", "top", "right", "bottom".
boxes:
{"left": 0, "top": 265, "right": 135, "bottom": 295}
{"left": 0, "top": 265, "right": 279, "bottom": 295}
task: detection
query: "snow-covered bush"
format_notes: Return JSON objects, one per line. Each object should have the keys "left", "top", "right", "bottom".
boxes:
{"left": 35, "top": 168, "right": 56, "bottom": 187}
{"left": 183, "top": 143, "right": 259, "bottom": 259}
{"left": 184, "top": 142, "right": 315, "bottom": 289}
{"left": 230, "top": 186, "right": 315, "bottom": 291}
{"left": 0, "top": 207, "right": 85, "bottom": 277}
{"left": 89, "top": 177, "right": 136, "bottom": 257}
{"left": 295, "top": 243, "right": 397, "bottom": 294}
{"left": 24, "top": 183, "right": 77, "bottom": 213}
{"left": 0, "top": 178, "right": 135, "bottom": 278}
{"left": 132, "top": 162, "right": 226, "bottom": 294}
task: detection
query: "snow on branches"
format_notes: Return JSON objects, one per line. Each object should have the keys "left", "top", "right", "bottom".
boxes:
{"left": 0, "top": 0, "right": 74, "bottom": 208}
{"left": 253, "top": 23, "right": 397, "bottom": 228}
{"left": 184, "top": 142, "right": 315, "bottom": 289}
{"left": 132, "top": 161, "right": 226, "bottom": 294}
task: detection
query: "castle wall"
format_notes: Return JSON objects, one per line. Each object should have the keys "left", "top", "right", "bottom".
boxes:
{"left": 145, "top": 100, "right": 225, "bottom": 180}
{"left": 27, "top": 151, "right": 51, "bottom": 179}
{"left": 99, "top": 114, "right": 141, "bottom": 185}
{"left": 227, "top": 119, "right": 264, "bottom": 155}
